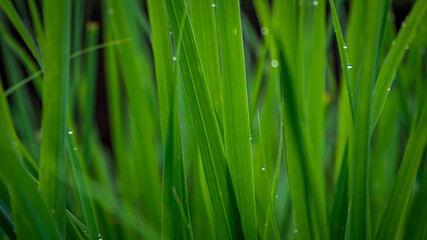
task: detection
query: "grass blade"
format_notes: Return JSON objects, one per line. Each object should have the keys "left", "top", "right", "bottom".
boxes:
{"left": 328, "top": 0, "right": 355, "bottom": 120}
{"left": 66, "top": 135, "right": 99, "bottom": 240}
{"left": 217, "top": 0, "right": 257, "bottom": 238}
{"left": 191, "top": 0, "right": 223, "bottom": 122}
{"left": 146, "top": 0, "right": 174, "bottom": 146}
{"left": 38, "top": 0, "right": 71, "bottom": 235}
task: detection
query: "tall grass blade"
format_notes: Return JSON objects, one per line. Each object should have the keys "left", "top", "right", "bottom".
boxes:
{"left": 191, "top": 0, "right": 223, "bottom": 122}
{"left": 146, "top": 0, "right": 174, "bottom": 146}
{"left": 217, "top": 0, "right": 257, "bottom": 238}
{"left": 38, "top": 0, "right": 71, "bottom": 236}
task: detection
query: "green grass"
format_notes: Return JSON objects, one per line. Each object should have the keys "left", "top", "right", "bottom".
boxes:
{"left": 0, "top": 0, "right": 427, "bottom": 239}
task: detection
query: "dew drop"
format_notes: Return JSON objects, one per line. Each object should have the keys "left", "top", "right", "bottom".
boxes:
{"left": 261, "top": 166, "right": 266, "bottom": 171}
{"left": 249, "top": 135, "right": 253, "bottom": 141}
{"left": 68, "top": 130, "right": 73, "bottom": 135}
{"left": 348, "top": 208, "right": 350, "bottom": 212}
{"left": 391, "top": 40, "right": 396, "bottom": 45}
{"left": 275, "top": 195, "right": 278, "bottom": 198}
{"left": 108, "top": 8, "right": 114, "bottom": 15}
{"left": 343, "top": 44, "right": 348, "bottom": 49}
{"left": 211, "top": 3, "right": 216, "bottom": 7}
{"left": 173, "top": 56, "right": 177, "bottom": 61}
{"left": 387, "top": 87, "right": 391, "bottom": 92}
{"left": 313, "top": 0, "right": 319, "bottom": 6}
{"left": 74, "top": 147, "right": 77, "bottom": 151}
{"left": 271, "top": 60, "right": 279, "bottom": 68}
{"left": 346, "top": 64, "right": 352, "bottom": 69}
{"left": 401, "top": 21, "right": 406, "bottom": 27}
{"left": 261, "top": 27, "right": 269, "bottom": 36}
{"left": 405, "top": 45, "right": 410, "bottom": 50}
{"left": 294, "top": 229, "right": 298, "bottom": 233}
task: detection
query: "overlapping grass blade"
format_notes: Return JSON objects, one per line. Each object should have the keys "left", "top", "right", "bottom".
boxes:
{"left": 0, "top": 84, "right": 59, "bottom": 239}
{"left": 216, "top": 0, "right": 257, "bottom": 238}
{"left": 163, "top": 0, "right": 243, "bottom": 238}
{"left": 147, "top": 0, "right": 192, "bottom": 237}
{"left": 38, "top": 0, "right": 71, "bottom": 235}
{"left": 375, "top": 105, "right": 427, "bottom": 240}
{"left": 0, "top": 42, "right": 39, "bottom": 159}
{"left": 191, "top": 0, "right": 223, "bottom": 122}
{"left": 371, "top": 0, "right": 427, "bottom": 133}
{"left": 162, "top": 88, "right": 193, "bottom": 239}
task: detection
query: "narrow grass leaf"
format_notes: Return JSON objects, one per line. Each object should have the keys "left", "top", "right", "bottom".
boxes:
{"left": 328, "top": 0, "right": 355, "bottom": 120}
{"left": 191, "top": 0, "right": 223, "bottom": 122}
{"left": 217, "top": 0, "right": 257, "bottom": 238}
{"left": 38, "top": 0, "right": 71, "bottom": 236}
{"left": 147, "top": 0, "right": 174, "bottom": 146}
{"left": 66, "top": 135, "right": 99, "bottom": 240}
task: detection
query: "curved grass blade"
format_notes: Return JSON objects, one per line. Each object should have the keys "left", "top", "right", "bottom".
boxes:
{"left": 163, "top": 0, "right": 243, "bottom": 238}
{"left": 328, "top": 0, "right": 355, "bottom": 121}
{"left": 375, "top": 105, "right": 427, "bottom": 240}
{"left": 38, "top": 0, "right": 72, "bottom": 235}
{"left": 0, "top": 0, "right": 43, "bottom": 69}
{"left": 371, "top": 0, "right": 427, "bottom": 134}
{"left": 217, "top": 0, "right": 257, "bottom": 238}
